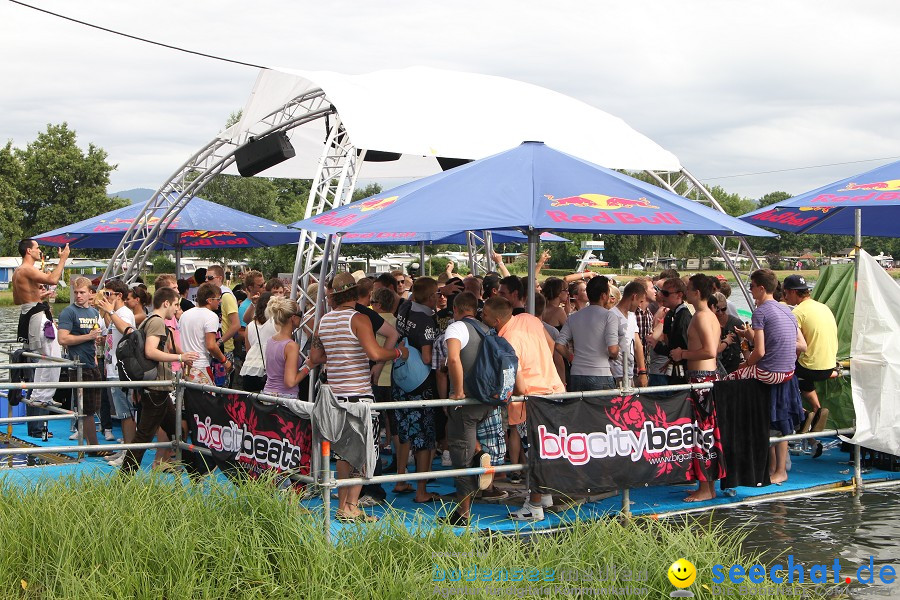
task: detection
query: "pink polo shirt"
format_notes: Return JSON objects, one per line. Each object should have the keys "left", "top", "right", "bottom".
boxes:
{"left": 498, "top": 313, "right": 565, "bottom": 425}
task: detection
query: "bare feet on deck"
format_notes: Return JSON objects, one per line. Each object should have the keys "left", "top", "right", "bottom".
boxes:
{"left": 683, "top": 482, "right": 717, "bottom": 502}
{"left": 770, "top": 471, "right": 788, "bottom": 485}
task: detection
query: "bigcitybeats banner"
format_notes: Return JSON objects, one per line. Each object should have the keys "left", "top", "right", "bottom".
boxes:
{"left": 526, "top": 391, "right": 722, "bottom": 494}
{"left": 183, "top": 390, "right": 312, "bottom": 486}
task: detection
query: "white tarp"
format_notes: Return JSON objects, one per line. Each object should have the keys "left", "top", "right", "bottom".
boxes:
{"left": 224, "top": 66, "right": 682, "bottom": 179}
{"left": 845, "top": 249, "right": 900, "bottom": 454}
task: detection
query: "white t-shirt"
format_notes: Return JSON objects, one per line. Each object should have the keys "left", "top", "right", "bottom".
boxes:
{"left": 443, "top": 320, "right": 471, "bottom": 350}
{"left": 241, "top": 319, "right": 277, "bottom": 377}
{"left": 610, "top": 309, "right": 639, "bottom": 379}
{"left": 104, "top": 306, "right": 136, "bottom": 379}
{"left": 179, "top": 307, "right": 220, "bottom": 369}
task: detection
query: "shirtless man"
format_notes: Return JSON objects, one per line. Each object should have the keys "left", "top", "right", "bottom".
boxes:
{"left": 670, "top": 273, "right": 724, "bottom": 502}
{"left": 13, "top": 241, "right": 71, "bottom": 423}
{"left": 12, "top": 240, "right": 70, "bottom": 306}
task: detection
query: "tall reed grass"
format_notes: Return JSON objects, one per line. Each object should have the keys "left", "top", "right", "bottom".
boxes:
{"left": 0, "top": 473, "right": 837, "bottom": 599}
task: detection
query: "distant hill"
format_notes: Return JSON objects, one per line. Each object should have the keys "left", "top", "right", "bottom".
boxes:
{"left": 109, "top": 188, "right": 154, "bottom": 204}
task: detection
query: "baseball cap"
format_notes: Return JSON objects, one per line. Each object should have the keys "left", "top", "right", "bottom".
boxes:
{"left": 331, "top": 272, "right": 359, "bottom": 293}
{"left": 783, "top": 274, "right": 809, "bottom": 291}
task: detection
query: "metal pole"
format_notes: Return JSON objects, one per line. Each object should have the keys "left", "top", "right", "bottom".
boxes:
{"left": 0, "top": 441, "right": 170, "bottom": 457}
{"left": 419, "top": 241, "right": 426, "bottom": 278}
{"left": 527, "top": 229, "right": 537, "bottom": 314}
{"left": 321, "top": 440, "right": 332, "bottom": 543}
{"left": 175, "top": 246, "right": 182, "bottom": 279}
{"left": 621, "top": 488, "right": 631, "bottom": 517}
{"left": 175, "top": 373, "right": 185, "bottom": 463}
{"left": 75, "top": 363, "right": 84, "bottom": 462}
{"left": 621, "top": 325, "right": 631, "bottom": 390}
{"left": 854, "top": 208, "right": 862, "bottom": 283}
{"left": 852, "top": 208, "right": 862, "bottom": 494}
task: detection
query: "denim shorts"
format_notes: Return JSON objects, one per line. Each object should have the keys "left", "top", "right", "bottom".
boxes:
{"left": 108, "top": 378, "right": 134, "bottom": 419}
{"left": 568, "top": 374, "right": 616, "bottom": 393}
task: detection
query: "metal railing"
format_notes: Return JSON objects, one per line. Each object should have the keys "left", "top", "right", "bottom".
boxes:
{"left": 0, "top": 361, "right": 867, "bottom": 540}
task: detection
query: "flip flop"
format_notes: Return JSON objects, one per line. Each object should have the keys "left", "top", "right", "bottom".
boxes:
{"left": 810, "top": 407, "right": 830, "bottom": 433}
{"left": 413, "top": 493, "right": 443, "bottom": 503}
{"left": 797, "top": 410, "right": 815, "bottom": 434}
{"left": 335, "top": 511, "right": 379, "bottom": 523}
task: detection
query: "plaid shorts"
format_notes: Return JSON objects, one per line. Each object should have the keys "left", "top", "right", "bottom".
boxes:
{"left": 476, "top": 407, "right": 507, "bottom": 466}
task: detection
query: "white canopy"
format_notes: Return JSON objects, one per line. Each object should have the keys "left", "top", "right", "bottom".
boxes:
{"left": 225, "top": 66, "right": 681, "bottom": 179}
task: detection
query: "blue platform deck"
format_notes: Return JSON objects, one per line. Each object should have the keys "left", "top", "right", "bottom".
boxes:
{"left": 4, "top": 417, "right": 899, "bottom": 537}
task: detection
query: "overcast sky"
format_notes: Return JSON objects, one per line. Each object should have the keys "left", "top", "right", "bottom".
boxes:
{"left": 3, "top": 0, "right": 900, "bottom": 201}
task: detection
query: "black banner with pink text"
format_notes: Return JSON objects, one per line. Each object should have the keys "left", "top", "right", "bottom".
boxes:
{"left": 184, "top": 389, "right": 312, "bottom": 486}
{"left": 526, "top": 391, "right": 723, "bottom": 494}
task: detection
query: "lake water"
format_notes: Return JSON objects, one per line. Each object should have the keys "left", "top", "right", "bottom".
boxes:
{"left": 1, "top": 305, "right": 897, "bottom": 597}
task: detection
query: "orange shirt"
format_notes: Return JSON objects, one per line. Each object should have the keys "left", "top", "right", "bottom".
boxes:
{"left": 499, "top": 313, "right": 565, "bottom": 425}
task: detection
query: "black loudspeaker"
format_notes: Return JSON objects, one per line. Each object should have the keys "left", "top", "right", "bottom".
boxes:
{"left": 235, "top": 132, "right": 296, "bottom": 177}
{"left": 359, "top": 149, "right": 401, "bottom": 162}
{"left": 437, "top": 156, "right": 471, "bottom": 171}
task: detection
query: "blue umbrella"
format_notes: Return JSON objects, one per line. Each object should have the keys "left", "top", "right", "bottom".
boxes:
{"left": 738, "top": 160, "right": 900, "bottom": 236}
{"left": 326, "top": 230, "right": 570, "bottom": 245}
{"left": 292, "top": 142, "right": 776, "bottom": 237}
{"left": 34, "top": 197, "right": 301, "bottom": 249}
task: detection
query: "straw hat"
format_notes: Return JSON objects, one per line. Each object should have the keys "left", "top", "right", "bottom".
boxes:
{"left": 331, "top": 272, "right": 359, "bottom": 293}
{"left": 350, "top": 270, "right": 367, "bottom": 282}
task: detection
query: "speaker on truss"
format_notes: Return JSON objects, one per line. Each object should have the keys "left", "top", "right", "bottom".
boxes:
{"left": 235, "top": 132, "right": 296, "bottom": 177}
{"left": 357, "top": 149, "right": 402, "bottom": 162}
{"left": 437, "top": 157, "right": 471, "bottom": 171}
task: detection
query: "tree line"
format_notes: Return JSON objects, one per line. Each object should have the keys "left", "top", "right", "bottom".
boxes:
{"left": 3, "top": 123, "right": 899, "bottom": 275}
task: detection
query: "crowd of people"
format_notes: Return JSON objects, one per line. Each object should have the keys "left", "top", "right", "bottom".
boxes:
{"left": 11, "top": 239, "right": 839, "bottom": 523}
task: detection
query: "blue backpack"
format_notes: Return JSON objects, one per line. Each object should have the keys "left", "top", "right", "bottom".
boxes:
{"left": 462, "top": 318, "right": 518, "bottom": 406}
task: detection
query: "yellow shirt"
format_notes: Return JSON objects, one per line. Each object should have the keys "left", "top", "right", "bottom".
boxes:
{"left": 220, "top": 291, "right": 239, "bottom": 353}
{"left": 793, "top": 298, "right": 838, "bottom": 370}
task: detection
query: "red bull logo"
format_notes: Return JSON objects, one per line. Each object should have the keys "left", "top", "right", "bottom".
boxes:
{"left": 798, "top": 206, "right": 837, "bottom": 213}
{"left": 545, "top": 194, "right": 659, "bottom": 211}
{"left": 839, "top": 180, "right": 900, "bottom": 192}
{"left": 180, "top": 231, "right": 236, "bottom": 240}
{"left": 357, "top": 196, "right": 399, "bottom": 212}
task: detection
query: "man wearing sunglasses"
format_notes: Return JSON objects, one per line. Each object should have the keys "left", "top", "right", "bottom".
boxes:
{"left": 669, "top": 274, "right": 725, "bottom": 502}
{"left": 653, "top": 278, "right": 692, "bottom": 384}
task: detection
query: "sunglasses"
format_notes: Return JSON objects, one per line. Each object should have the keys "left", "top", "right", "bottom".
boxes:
{"left": 209, "top": 296, "right": 222, "bottom": 301}
{"left": 658, "top": 288, "right": 680, "bottom": 297}
{"left": 206, "top": 275, "right": 217, "bottom": 281}
{"left": 714, "top": 306, "right": 727, "bottom": 313}
{"left": 103, "top": 290, "right": 119, "bottom": 297}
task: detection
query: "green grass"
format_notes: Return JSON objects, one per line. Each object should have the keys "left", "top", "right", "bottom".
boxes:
{"left": 0, "top": 473, "right": 839, "bottom": 599}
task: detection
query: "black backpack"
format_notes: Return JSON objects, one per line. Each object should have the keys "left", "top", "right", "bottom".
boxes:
{"left": 462, "top": 318, "right": 519, "bottom": 406}
{"left": 116, "top": 314, "right": 166, "bottom": 382}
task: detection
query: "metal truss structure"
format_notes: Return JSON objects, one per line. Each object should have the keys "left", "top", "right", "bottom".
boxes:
{"left": 103, "top": 83, "right": 760, "bottom": 334}
{"left": 645, "top": 168, "right": 761, "bottom": 307}
{"left": 101, "top": 88, "right": 334, "bottom": 285}
{"left": 289, "top": 117, "right": 363, "bottom": 335}
{"left": 465, "top": 230, "right": 494, "bottom": 276}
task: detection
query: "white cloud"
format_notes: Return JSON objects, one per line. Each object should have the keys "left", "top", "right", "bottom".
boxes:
{"left": 3, "top": 0, "right": 900, "bottom": 201}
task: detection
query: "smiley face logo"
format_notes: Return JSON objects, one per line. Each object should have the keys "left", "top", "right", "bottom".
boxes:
{"left": 668, "top": 559, "right": 697, "bottom": 588}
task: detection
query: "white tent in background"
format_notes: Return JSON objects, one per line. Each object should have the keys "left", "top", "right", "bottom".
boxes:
{"left": 224, "top": 66, "right": 682, "bottom": 179}
{"left": 845, "top": 249, "right": 900, "bottom": 455}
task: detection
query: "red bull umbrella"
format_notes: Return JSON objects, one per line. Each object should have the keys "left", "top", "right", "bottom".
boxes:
{"left": 34, "top": 196, "right": 301, "bottom": 249}
{"left": 738, "top": 160, "right": 900, "bottom": 236}
{"left": 291, "top": 142, "right": 775, "bottom": 237}
{"left": 311, "top": 229, "right": 569, "bottom": 245}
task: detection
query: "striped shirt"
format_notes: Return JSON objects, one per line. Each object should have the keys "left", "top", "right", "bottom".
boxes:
{"left": 318, "top": 307, "right": 372, "bottom": 396}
